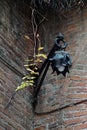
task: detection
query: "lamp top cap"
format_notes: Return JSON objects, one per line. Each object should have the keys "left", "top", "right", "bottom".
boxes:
{"left": 56, "top": 33, "right": 64, "bottom": 40}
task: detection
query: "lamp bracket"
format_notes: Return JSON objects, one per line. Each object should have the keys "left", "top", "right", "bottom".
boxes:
{"left": 32, "top": 33, "right": 72, "bottom": 110}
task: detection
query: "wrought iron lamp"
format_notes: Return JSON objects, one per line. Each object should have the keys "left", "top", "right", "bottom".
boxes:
{"left": 49, "top": 50, "right": 72, "bottom": 76}
{"left": 33, "top": 33, "right": 72, "bottom": 109}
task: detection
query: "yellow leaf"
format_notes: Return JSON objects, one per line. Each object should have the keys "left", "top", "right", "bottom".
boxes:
{"left": 22, "top": 76, "right": 36, "bottom": 80}
{"left": 22, "top": 77, "right": 26, "bottom": 80}
{"left": 36, "top": 54, "right": 47, "bottom": 59}
{"left": 26, "top": 68, "right": 33, "bottom": 72}
{"left": 25, "top": 35, "right": 30, "bottom": 40}
{"left": 24, "top": 65, "right": 29, "bottom": 67}
{"left": 31, "top": 71, "right": 39, "bottom": 75}
{"left": 35, "top": 59, "right": 43, "bottom": 63}
{"left": 34, "top": 67, "right": 38, "bottom": 70}
{"left": 29, "top": 64, "right": 35, "bottom": 66}
{"left": 15, "top": 82, "right": 29, "bottom": 91}
{"left": 26, "top": 80, "right": 34, "bottom": 83}
{"left": 38, "top": 47, "right": 44, "bottom": 51}
{"left": 26, "top": 68, "right": 39, "bottom": 75}
{"left": 25, "top": 59, "right": 33, "bottom": 62}
{"left": 15, "top": 81, "right": 34, "bottom": 91}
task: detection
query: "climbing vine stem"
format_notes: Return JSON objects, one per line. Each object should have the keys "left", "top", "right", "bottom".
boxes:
{"left": 5, "top": 7, "right": 47, "bottom": 109}
{"left": 15, "top": 8, "right": 47, "bottom": 92}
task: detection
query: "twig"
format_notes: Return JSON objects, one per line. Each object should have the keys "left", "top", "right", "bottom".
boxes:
{"left": 5, "top": 91, "right": 16, "bottom": 109}
{"left": 37, "top": 17, "right": 45, "bottom": 28}
{"left": 31, "top": 9, "right": 37, "bottom": 60}
{"left": 30, "top": 6, "right": 48, "bottom": 21}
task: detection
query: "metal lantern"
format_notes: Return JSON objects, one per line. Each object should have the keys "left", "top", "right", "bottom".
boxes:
{"left": 33, "top": 33, "right": 72, "bottom": 109}
{"left": 49, "top": 50, "right": 72, "bottom": 76}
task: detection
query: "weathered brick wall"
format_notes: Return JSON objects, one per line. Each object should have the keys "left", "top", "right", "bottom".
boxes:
{"left": 0, "top": 1, "right": 34, "bottom": 130}
{"left": 34, "top": 8, "right": 87, "bottom": 130}
{"left": 1, "top": 1, "right": 87, "bottom": 130}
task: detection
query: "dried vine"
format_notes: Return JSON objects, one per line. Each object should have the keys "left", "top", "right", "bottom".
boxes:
{"left": 16, "top": 9, "right": 47, "bottom": 92}
{"left": 5, "top": 7, "right": 47, "bottom": 108}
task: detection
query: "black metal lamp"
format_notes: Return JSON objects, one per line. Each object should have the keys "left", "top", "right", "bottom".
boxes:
{"left": 49, "top": 50, "right": 72, "bottom": 76}
{"left": 49, "top": 33, "right": 72, "bottom": 76}
{"left": 33, "top": 33, "right": 72, "bottom": 110}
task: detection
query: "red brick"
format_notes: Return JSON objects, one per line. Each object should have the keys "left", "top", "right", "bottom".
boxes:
{"left": 34, "top": 126, "right": 45, "bottom": 130}
{"left": 73, "top": 110, "right": 87, "bottom": 117}
{"left": 67, "top": 93, "right": 87, "bottom": 99}
{"left": 74, "top": 123, "right": 87, "bottom": 130}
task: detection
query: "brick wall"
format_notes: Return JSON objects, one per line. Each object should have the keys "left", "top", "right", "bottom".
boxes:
{"left": 0, "top": 1, "right": 34, "bottom": 130}
{"left": 34, "top": 8, "right": 87, "bottom": 130}
{"left": 1, "top": 1, "right": 87, "bottom": 130}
